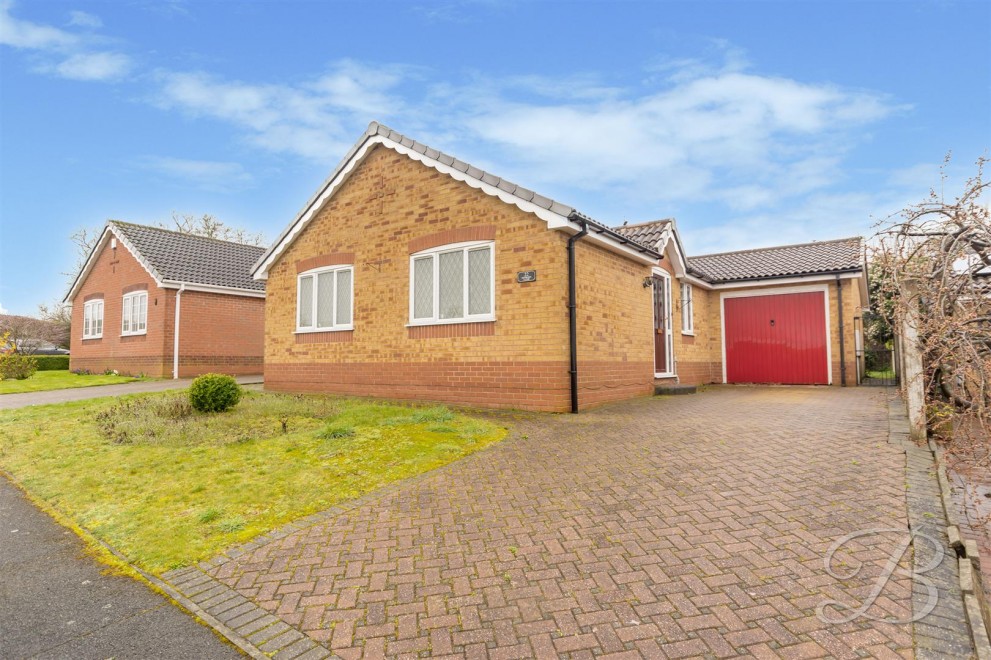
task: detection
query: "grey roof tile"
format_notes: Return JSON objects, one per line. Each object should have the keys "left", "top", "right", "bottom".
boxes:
{"left": 111, "top": 221, "right": 266, "bottom": 292}
{"left": 686, "top": 236, "right": 864, "bottom": 283}
{"left": 613, "top": 219, "right": 674, "bottom": 249}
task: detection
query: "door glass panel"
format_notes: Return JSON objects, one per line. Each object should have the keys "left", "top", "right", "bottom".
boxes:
{"left": 653, "top": 275, "right": 669, "bottom": 373}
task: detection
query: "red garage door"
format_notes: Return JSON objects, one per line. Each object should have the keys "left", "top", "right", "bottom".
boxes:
{"left": 724, "top": 291, "right": 829, "bottom": 384}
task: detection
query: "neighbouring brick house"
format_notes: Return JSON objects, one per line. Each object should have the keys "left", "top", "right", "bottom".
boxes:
{"left": 253, "top": 122, "right": 868, "bottom": 412}
{"left": 65, "top": 221, "right": 266, "bottom": 378}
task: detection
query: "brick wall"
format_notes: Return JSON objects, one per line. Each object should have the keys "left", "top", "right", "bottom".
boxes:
{"left": 69, "top": 237, "right": 172, "bottom": 377}
{"left": 574, "top": 240, "right": 654, "bottom": 405}
{"left": 668, "top": 261, "right": 723, "bottom": 386}
{"left": 69, "top": 234, "right": 265, "bottom": 378}
{"left": 263, "top": 145, "right": 655, "bottom": 411}
{"left": 175, "top": 290, "right": 265, "bottom": 377}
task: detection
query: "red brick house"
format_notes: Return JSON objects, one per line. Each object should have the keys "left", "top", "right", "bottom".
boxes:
{"left": 251, "top": 122, "right": 868, "bottom": 412}
{"left": 65, "top": 221, "right": 266, "bottom": 378}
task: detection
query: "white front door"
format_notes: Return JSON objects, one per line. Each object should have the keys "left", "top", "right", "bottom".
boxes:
{"left": 653, "top": 271, "right": 673, "bottom": 376}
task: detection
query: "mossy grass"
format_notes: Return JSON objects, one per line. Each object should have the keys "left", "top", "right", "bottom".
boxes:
{"left": 0, "top": 370, "right": 143, "bottom": 394}
{"left": 0, "top": 390, "right": 506, "bottom": 573}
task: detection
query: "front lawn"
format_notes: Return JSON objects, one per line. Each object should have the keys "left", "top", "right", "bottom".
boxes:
{"left": 0, "top": 370, "right": 142, "bottom": 394}
{"left": 0, "top": 390, "right": 507, "bottom": 573}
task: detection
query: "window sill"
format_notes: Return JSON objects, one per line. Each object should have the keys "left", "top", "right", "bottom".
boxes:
{"left": 295, "top": 327, "right": 353, "bottom": 334}
{"left": 81, "top": 336, "right": 102, "bottom": 341}
{"left": 121, "top": 332, "right": 147, "bottom": 337}
{"left": 655, "top": 372, "right": 677, "bottom": 379}
{"left": 681, "top": 331, "right": 695, "bottom": 337}
{"left": 407, "top": 316, "right": 495, "bottom": 327}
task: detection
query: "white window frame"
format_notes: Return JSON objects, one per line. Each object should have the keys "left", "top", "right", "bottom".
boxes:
{"left": 295, "top": 265, "right": 354, "bottom": 333}
{"left": 121, "top": 291, "right": 148, "bottom": 336}
{"left": 408, "top": 240, "right": 496, "bottom": 326}
{"left": 680, "top": 282, "right": 694, "bottom": 335}
{"left": 82, "top": 299, "right": 104, "bottom": 339}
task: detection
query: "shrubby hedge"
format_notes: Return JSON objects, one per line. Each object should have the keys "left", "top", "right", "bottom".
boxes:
{"left": 34, "top": 355, "right": 70, "bottom": 371}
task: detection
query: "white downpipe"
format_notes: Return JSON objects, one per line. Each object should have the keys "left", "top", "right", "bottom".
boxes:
{"left": 173, "top": 283, "right": 185, "bottom": 379}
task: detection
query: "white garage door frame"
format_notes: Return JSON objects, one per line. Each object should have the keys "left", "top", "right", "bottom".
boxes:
{"left": 719, "top": 283, "right": 833, "bottom": 385}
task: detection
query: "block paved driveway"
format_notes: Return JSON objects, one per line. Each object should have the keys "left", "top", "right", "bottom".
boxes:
{"left": 193, "top": 387, "right": 916, "bottom": 658}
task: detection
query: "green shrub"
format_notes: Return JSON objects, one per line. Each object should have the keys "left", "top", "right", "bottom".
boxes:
{"left": 318, "top": 423, "right": 356, "bottom": 439}
{"left": 0, "top": 352, "right": 38, "bottom": 380}
{"left": 411, "top": 406, "right": 454, "bottom": 423}
{"left": 188, "top": 373, "right": 242, "bottom": 413}
{"left": 34, "top": 355, "right": 70, "bottom": 371}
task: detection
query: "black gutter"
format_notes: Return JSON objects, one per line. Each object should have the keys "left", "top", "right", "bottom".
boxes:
{"left": 567, "top": 216, "right": 590, "bottom": 413}
{"left": 694, "top": 267, "right": 863, "bottom": 286}
{"left": 836, "top": 275, "right": 846, "bottom": 387}
{"left": 572, "top": 213, "right": 660, "bottom": 258}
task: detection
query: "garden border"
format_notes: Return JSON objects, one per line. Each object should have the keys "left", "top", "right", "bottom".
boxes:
{"left": 887, "top": 391, "right": 990, "bottom": 659}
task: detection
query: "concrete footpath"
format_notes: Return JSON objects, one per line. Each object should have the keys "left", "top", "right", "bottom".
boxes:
{"left": 0, "top": 375, "right": 263, "bottom": 410}
{"left": 0, "top": 475, "right": 243, "bottom": 659}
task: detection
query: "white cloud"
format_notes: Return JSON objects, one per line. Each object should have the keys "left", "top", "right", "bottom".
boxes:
{"left": 1, "top": 2, "right": 131, "bottom": 82}
{"left": 144, "top": 53, "right": 906, "bottom": 250}
{"left": 441, "top": 69, "right": 902, "bottom": 218}
{"left": 139, "top": 156, "right": 254, "bottom": 192}
{"left": 0, "top": 302, "right": 7, "bottom": 314}
{"left": 154, "top": 61, "right": 410, "bottom": 160}
{"left": 0, "top": 0, "right": 77, "bottom": 50}
{"left": 54, "top": 51, "right": 131, "bottom": 81}
{"left": 67, "top": 10, "right": 102, "bottom": 29}
{"left": 0, "top": 2, "right": 913, "bottom": 251}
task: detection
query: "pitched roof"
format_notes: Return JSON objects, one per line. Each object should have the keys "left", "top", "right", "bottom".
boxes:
{"left": 110, "top": 221, "right": 266, "bottom": 292}
{"left": 686, "top": 236, "right": 864, "bottom": 283}
{"left": 613, "top": 219, "right": 674, "bottom": 248}
{"left": 252, "top": 121, "right": 660, "bottom": 278}
{"left": 64, "top": 221, "right": 267, "bottom": 302}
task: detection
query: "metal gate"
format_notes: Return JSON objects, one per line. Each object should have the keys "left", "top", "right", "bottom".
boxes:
{"left": 857, "top": 348, "right": 899, "bottom": 386}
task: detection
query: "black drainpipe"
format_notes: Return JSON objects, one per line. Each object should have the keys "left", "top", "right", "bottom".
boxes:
{"left": 567, "top": 216, "right": 589, "bottom": 413}
{"left": 836, "top": 276, "right": 846, "bottom": 387}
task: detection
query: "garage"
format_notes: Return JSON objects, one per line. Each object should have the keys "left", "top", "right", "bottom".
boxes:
{"left": 722, "top": 288, "right": 830, "bottom": 385}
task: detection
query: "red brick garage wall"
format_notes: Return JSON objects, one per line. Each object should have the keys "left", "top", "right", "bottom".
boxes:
{"left": 175, "top": 290, "right": 265, "bottom": 377}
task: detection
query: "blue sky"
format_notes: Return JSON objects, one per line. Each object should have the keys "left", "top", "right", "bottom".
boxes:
{"left": 1, "top": 0, "right": 988, "bottom": 315}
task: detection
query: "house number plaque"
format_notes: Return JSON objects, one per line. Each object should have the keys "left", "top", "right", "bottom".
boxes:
{"left": 517, "top": 270, "right": 537, "bottom": 283}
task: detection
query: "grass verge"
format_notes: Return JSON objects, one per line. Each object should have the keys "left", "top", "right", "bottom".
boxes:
{"left": 0, "top": 390, "right": 507, "bottom": 573}
{"left": 0, "top": 370, "right": 142, "bottom": 394}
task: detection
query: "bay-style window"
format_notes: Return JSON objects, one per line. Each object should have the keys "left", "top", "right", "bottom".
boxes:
{"left": 410, "top": 241, "right": 494, "bottom": 325}
{"left": 83, "top": 299, "right": 104, "bottom": 339}
{"left": 297, "top": 265, "right": 354, "bottom": 332}
{"left": 121, "top": 291, "right": 148, "bottom": 335}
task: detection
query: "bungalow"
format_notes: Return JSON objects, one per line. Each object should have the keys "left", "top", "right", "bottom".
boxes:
{"left": 65, "top": 221, "right": 266, "bottom": 378}
{"left": 252, "top": 122, "right": 867, "bottom": 412}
